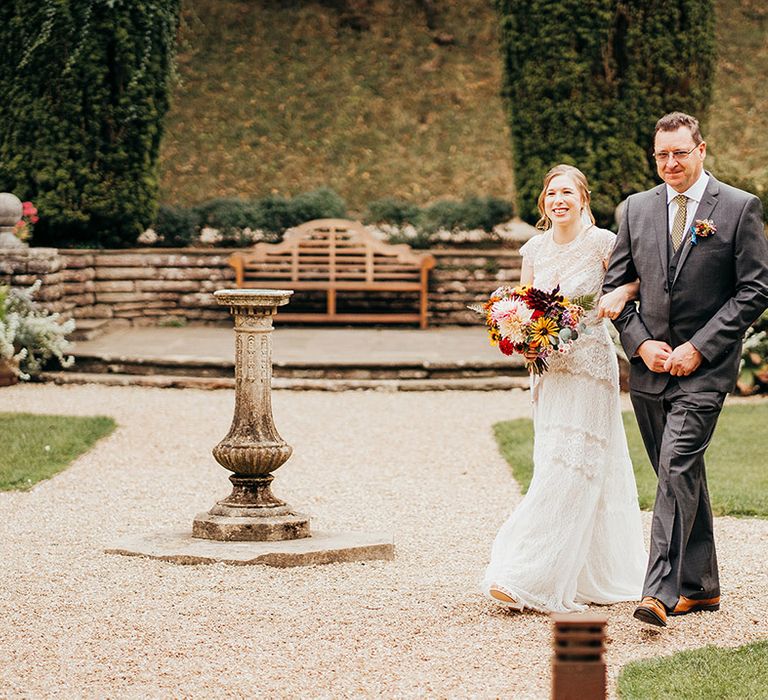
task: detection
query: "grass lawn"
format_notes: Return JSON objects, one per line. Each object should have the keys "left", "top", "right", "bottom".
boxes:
{"left": 618, "top": 640, "right": 768, "bottom": 700}
{"left": 0, "top": 413, "right": 116, "bottom": 491}
{"left": 493, "top": 401, "right": 768, "bottom": 518}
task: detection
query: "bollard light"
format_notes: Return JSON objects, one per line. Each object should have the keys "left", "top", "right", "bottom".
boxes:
{"left": 551, "top": 612, "right": 607, "bottom": 700}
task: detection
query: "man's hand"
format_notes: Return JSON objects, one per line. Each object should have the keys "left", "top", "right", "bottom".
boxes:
{"left": 637, "top": 340, "right": 673, "bottom": 373}
{"left": 663, "top": 341, "right": 703, "bottom": 376}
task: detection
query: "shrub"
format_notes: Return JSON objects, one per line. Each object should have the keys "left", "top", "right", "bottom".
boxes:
{"left": 383, "top": 227, "right": 437, "bottom": 250}
{"left": 285, "top": 187, "right": 347, "bottom": 225}
{"left": 195, "top": 198, "right": 263, "bottom": 237}
{"left": 0, "top": 1, "right": 182, "bottom": 247}
{"left": 365, "top": 198, "right": 422, "bottom": 227}
{"left": 421, "top": 196, "right": 514, "bottom": 233}
{"left": 194, "top": 188, "right": 346, "bottom": 237}
{"left": 151, "top": 188, "right": 348, "bottom": 246}
{"left": 0, "top": 281, "right": 74, "bottom": 380}
{"left": 154, "top": 204, "right": 200, "bottom": 247}
{"left": 253, "top": 195, "right": 294, "bottom": 237}
{"left": 495, "top": 0, "right": 716, "bottom": 226}
{"left": 152, "top": 190, "right": 513, "bottom": 248}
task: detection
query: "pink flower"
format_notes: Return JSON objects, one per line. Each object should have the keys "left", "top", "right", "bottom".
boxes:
{"left": 490, "top": 298, "right": 533, "bottom": 325}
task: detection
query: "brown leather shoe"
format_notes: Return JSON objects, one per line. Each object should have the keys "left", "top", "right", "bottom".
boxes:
{"left": 633, "top": 596, "right": 667, "bottom": 627}
{"left": 670, "top": 595, "right": 720, "bottom": 616}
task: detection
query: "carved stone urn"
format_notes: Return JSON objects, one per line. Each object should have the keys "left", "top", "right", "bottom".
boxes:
{"left": 192, "top": 289, "right": 310, "bottom": 542}
{"left": 0, "top": 193, "right": 26, "bottom": 249}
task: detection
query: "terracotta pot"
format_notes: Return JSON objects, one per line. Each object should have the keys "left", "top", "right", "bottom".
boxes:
{"left": 0, "top": 357, "right": 20, "bottom": 386}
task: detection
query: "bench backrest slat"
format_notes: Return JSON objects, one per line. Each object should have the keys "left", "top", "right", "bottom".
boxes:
{"left": 230, "top": 218, "right": 435, "bottom": 284}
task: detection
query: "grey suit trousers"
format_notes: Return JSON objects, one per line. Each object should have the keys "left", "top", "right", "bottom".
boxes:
{"left": 630, "top": 381, "right": 725, "bottom": 610}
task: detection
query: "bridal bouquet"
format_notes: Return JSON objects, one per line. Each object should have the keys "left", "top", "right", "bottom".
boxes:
{"left": 469, "top": 285, "right": 594, "bottom": 375}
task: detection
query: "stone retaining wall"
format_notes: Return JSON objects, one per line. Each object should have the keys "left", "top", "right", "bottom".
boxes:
{"left": 0, "top": 246, "right": 523, "bottom": 327}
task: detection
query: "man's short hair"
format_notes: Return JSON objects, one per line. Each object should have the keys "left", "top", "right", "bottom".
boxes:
{"left": 654, "top": 112, "right": 704, "bottom": 144}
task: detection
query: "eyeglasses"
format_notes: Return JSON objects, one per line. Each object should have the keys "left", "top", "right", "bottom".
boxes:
{"left": 652, "top": 145, "right": 699, "bottom": 163}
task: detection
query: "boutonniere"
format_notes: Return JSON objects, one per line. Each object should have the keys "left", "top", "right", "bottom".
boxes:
{"left": 690, "top": 219, "right": 717, "bottom": 246}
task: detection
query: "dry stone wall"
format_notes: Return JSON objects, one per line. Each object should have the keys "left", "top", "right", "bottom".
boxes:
{"left": 1, "top": 246, "right": 523, "bottom": 327}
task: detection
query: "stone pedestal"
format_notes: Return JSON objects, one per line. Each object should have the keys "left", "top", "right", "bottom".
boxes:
{"left": 193, "top": 289, "right": 310, "bottom": 541}
{"left": 108, "top": 287, "right": 395, "bottom": 567}
{"left": 106, "top": 530, "right": 394, "bottom": 567}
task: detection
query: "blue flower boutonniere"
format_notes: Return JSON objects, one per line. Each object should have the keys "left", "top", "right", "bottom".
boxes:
{"left": 690, "top": 219, "right": 717, "bottom": 246}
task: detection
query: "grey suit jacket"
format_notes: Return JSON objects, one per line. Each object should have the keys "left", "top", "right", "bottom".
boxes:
{"left": 603, "top": 173, "right": 768, "bottom": 394}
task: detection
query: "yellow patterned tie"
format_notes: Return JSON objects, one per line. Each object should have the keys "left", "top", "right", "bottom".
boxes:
{"left": 670, "top": 194, "right": 688, "bottom": 252}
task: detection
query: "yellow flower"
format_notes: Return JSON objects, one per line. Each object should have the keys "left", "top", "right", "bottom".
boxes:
{"left": 529, "top": 317, "right": 558, "bottom": 347}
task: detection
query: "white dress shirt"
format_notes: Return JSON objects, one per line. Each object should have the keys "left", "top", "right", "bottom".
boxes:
{"left": 666, "top": 170, "right": 710, "bottom": 238}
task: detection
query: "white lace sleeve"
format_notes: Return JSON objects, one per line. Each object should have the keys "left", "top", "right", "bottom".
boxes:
{"left": 519, "top": 233, "right": 544, "bottom": 264}
{"left": 595, "top": 228, "right": 617, "bottom": 261}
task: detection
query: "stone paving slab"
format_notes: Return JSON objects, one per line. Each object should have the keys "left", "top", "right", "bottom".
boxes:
{"left": 107, "top": 530, "right": 395, "bottom": 567}
{"left": 40, "top": 370, "right": 531, "bottom": 392}
{"left": 71, "top": 325, "right": 507, "bottom": 365}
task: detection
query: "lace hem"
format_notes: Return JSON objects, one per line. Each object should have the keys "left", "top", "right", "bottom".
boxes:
{"left": 534, "top": 423, "right": 608, "bottom": 480}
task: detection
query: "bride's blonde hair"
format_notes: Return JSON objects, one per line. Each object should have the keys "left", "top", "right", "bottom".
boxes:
{"left": 535, "top": 164, "right": 596, "bottom": 231}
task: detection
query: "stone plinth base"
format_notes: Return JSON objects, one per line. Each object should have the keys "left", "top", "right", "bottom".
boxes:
{"left": 106, "top": 530, "right": 395, "bottom": 567}
{"left": 192, "top": 511, "right": 310, "bottom": 542}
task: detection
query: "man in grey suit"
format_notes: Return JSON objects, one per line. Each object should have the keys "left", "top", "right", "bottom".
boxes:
{"left": 603, "top": 111, "right": 768, "bottom": 627}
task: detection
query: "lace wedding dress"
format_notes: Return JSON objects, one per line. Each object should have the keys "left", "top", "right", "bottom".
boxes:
{"left": 481, "top": 225, "right": 647, "bottom": 612}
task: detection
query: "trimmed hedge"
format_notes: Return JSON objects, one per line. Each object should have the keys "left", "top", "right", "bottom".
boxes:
{"left": 364, "top": 195, "right": 514, "bottom": 248}
{"left": 152, "top": 190, "right": 514, "bottom": 248}
{"left": 0, "top": 1, "right": 181, "bottom": 248}
{"left": 495, "top": 0, "right": 716, "bottom": 226}
{"left": 153, "top": 187, "right": 347, "bottom": 246}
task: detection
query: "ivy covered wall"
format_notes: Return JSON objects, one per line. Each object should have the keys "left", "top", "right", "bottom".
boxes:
{"left": 495, "top": 0, "right": 716, "bottom": 226}
{"left": 0, "top": 0, "right": 181, "bottom": 247}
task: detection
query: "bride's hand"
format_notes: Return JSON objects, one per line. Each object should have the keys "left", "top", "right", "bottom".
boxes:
{"left": 597, "top": 289, "right": 628, "bottom": 320}
{"left": 524, "top": 347, "right": 539, "bottom": 361}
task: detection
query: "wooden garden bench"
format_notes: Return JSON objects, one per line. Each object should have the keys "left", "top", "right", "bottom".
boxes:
{"left": 228, "top": 219, "right": 436, "bottom": 328}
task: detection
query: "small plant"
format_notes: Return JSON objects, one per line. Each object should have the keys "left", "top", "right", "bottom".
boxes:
{"left": 12, "top": 200, "right": 39, "bottom": 242}
{"left": 738, "top": 310, "right": 768, "bottom": 395}
{"left": 0, "top": 281, "right": 75, "bottom": 381}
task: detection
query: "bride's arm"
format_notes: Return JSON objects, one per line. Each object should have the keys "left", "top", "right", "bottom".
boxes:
{"left": 520, "top": 257, "right": 534, "bottom": 286}
{"left": 598, "top": 277, "right": 639, "bottom": 320}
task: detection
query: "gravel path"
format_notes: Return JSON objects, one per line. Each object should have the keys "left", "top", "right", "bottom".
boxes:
{"left": 0, "top": 385, "right": 766, "bottom": 699}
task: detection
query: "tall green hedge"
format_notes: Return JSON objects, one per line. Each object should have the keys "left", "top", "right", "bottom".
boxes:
{"left": 495, "top": 1, "right": 716, "bottom": 226}
{"left": 0, "top": 0, "right": 181, "bottom": 247}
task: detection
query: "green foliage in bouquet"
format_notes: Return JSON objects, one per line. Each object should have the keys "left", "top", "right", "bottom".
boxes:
{"left": 0, "top": 0, "right": 182, "bottom": 247}
{"left": 0, "top": 281, "right": 75, "bottom": 380}
{"left": 494, "top": 0, "right": 716, "bottom": 227}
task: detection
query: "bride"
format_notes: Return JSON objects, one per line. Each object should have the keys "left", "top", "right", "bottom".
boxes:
{"left": 481, "top": 164, "right": 647, "bottom": 612}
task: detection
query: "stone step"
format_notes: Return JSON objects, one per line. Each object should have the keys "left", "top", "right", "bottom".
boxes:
{"left": 69, "top": 318, "right": 112, "bottom": 341}
{"left": 68, "top": 352, "right": 527, "bottom": 380}
{"left": 39, "top": 371, "right": 531, "bottom": 393}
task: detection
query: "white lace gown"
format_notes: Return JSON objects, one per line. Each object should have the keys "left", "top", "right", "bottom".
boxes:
{"left": 481, "top": 226, "right": 647, "bottom": 612}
